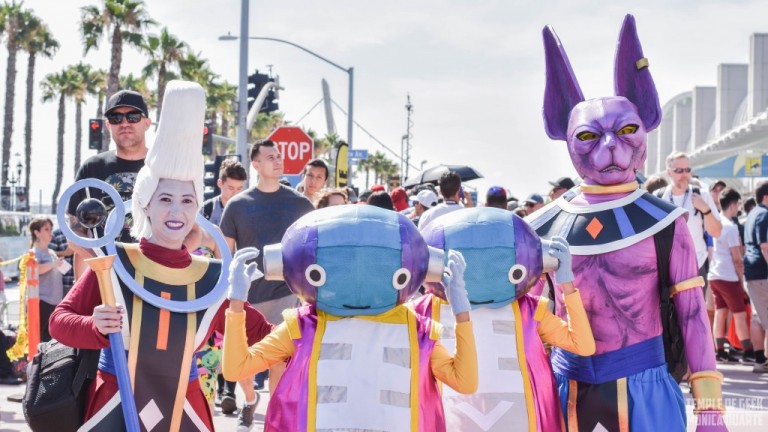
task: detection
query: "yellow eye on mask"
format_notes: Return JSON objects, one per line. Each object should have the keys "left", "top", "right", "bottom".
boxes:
{"left": 576, "top": 131, "right": 600, "bottom": 141}
{"left": 616, "top": 124, "right": 639, "bottom": 135}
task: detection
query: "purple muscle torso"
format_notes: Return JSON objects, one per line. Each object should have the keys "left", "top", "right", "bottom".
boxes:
{"left": 552, "top": 191, "right": 716, "bottom": 372}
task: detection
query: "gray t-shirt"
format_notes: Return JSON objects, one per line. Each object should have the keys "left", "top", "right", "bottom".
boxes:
{"left": 35, "top": 247, "right": 64, "bottom": 305}
{"left": 219, "top": 185, "right": 314, "bottom": 303}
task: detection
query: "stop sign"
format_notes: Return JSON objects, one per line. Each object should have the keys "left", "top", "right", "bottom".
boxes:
{"left": 267, "top": 126, "right": 314, "bottom": 175}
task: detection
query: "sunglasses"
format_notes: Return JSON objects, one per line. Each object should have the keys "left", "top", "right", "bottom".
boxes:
{"left": 671, "top": 167, "right": 692, "bottom": 174}
{"left": 106, "top": 111, "right": 144, "bottom": 125}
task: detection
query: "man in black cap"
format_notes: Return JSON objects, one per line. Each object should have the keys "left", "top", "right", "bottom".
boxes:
{"left": 67, "top": 90, "right": 152, "bottom": 278}
{"left": 548, "top": 176, "right": 575, "bottom": 200}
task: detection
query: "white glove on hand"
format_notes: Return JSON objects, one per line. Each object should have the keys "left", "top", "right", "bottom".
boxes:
{"left": 228, "top": 247, "right": 263, "bottom": 302}
{"left": 442, "top": 250, "right": 470, "bottom": 315}
{"left": 548, "top": 236, "right": 574, "bottom": 285}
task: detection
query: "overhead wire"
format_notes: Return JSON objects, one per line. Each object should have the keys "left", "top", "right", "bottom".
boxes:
{"left": 330, "top": 99, "right": 420, "bottom": 171}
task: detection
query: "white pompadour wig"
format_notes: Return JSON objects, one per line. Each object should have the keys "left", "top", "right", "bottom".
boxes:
{"left": 131, "top": 80, "right": 206, "bottom": 240}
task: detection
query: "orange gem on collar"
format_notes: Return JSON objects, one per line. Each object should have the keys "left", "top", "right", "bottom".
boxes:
{"left": 586, "top": 217, "right": 604, "bottom": 239}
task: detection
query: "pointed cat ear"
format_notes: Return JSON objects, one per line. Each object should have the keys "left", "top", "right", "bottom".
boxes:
{"left": 542, "top": 25, "right": 585, "bottom": 141}
{"left": 614, "top": 14, "right": 661, "bottom": 132}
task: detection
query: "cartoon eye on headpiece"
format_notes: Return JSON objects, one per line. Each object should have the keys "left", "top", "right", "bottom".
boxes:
{"left": 508, "top": 264, "right": 528, "bottom": 285}
{"left": 305, "top": 264, "right": 327, "bottom": 287}
{"left": 392, "top": 268, "right": 412, "bottom": 290}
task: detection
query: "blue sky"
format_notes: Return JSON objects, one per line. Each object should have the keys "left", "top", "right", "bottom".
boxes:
{"left": 4, "top": 0, "right": 767, "bottom": 206}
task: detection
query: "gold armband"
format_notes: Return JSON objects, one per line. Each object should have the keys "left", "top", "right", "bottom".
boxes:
{"left": 670, "top": 276, "right": 705, "bottom": 296}
{"left": 689, "top": 371, "right": 725, "bottom": 414}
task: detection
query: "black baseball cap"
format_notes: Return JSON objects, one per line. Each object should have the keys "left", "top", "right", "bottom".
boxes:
{"left": 549, "top": 177, "right": 575, "bottom": 190}
{"left": 106, "top": 90, "right": 148, "bottom": 117}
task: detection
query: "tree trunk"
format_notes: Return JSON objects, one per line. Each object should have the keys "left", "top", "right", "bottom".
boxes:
{"left": 24, "top": 52, "right": 35, "bottom": 206}
{"left": 103, "top": 26, "right": 124, "bottom": 152}
{"left": 74, "top": 102, "right": 83, "bottom": 176}
{"left": 2, "top": 16, "right": 19, "bottom": 186}
{"left": 156, "top": 64, "right": 166, "bottom": 121}
{"left": 221, "top": 113, "right": 230, "bottom": 138}
{"left": 97, "top": 91, "right": 104, "bottom": 118}
{"left": 51, "top": 94, "right": 65, "bottom": 211}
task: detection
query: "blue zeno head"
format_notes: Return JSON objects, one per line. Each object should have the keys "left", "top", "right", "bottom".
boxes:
{"left": 279, "top": 205, "right": 430, "bottom": 317}
{"left": 421, "top": 207, "right": 543, "bottom": 308}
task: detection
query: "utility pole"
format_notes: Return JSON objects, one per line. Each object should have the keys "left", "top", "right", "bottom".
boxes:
{"left": 236, "top": 0, "right": 250, "bottom": 183}
{"left": 404, "top": 94, "right": 413, "bottom": 180}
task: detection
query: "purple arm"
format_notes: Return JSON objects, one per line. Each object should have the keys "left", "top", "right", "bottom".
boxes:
{"left": 668, "top": 217, "right": 717, "bottom": 373}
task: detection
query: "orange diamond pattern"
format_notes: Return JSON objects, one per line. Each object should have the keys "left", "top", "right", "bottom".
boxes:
{"left": 586, "top": 217, "right": 603, "bottom": 239}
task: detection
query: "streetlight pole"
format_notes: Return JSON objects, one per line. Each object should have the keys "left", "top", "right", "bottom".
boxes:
{"left": 220, "top": 33, "right": 354, "bottom": 183}
{"left": 236, "top": 0, "right": 250, "bottom": 177}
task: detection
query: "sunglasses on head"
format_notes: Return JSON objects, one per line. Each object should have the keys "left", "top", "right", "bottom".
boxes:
{"left": 672, "top": 167, "right": 692, "bottom": 174}
{"left": 106, "top": 111, "right": 144, "bottom": 125}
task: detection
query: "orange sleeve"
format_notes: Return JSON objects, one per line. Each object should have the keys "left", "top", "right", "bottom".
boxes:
{"left": 429, "top": 321, "right": 478, "bottom": 394}
{"left": 536, "top": 290, "right": 596, "bottom": 356}
{"left": 222, "top": 309, "right": 295, "bottom": 382}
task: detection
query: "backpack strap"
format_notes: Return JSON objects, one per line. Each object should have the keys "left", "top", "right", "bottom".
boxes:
{"left": 71, "top": 348, "right": 100, "bottom": 396}
{"left": 654, "top": 222, "right": 674, "bottom": 303}
{"left": 203, "top": 199, "right": 214, "bottom": 221}
{"left": 653, "top": 221, "right": 688, "bottom": 381}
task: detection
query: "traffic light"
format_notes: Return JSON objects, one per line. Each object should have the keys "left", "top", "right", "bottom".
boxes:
{"left": 247, "top": 70, "right": 271, "bottom": 111}
{"left": 264, "top": 89, "right": 279, "bottom": 113}
{"left": 202, "top": 122, "right": 213, "bottom": 155}
{"left": 88, "top": 119, "right": 103, "bottom": 150}
{"left": 246, "top": 70, "right": 280, "bottom": 113}
{"left": 203, "top": 155, "right": 238, "bottom": 200}
{"left": 203, "top": 159, "right": 220, "bottom": 201}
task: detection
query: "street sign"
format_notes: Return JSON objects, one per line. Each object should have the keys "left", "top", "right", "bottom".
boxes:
{"left": 348, "top": 149, "right": 368, "bottom": 160}
{"left": 267, "top": 126, "right": 314, "bottom": 175}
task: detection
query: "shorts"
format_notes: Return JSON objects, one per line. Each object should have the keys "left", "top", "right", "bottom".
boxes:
{"left": 747, "top": 279, "right": 768, "bottom": 331}
{"left": 251, "top": 294, "right": 301, "bottom": 325}
{"left": 709, "top": 279, "right": 747, "bottom": 313}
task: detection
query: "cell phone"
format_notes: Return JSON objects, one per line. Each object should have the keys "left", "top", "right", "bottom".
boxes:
{"left": 459, "top": 187, "right": 465, "bottom": 199}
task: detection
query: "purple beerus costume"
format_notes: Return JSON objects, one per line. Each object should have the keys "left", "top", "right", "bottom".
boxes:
{"left": 259, "top": 205, "right": 471, "bottom": 431}
{"left": 525, "top": 14, "right": 727, "bottom": 432}
{"left": 415, "top": 207, "right": 566, "bottom": 431}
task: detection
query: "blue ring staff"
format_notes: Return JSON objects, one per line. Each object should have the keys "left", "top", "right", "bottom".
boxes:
{"left": 57, "top": 178, "right": 139, "bottom": 432}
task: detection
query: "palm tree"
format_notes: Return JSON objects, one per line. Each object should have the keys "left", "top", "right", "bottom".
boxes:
{"left": 142, "top": 26, "right": 185, "bottom": 120}
{"left": 69, "top": 62, "right": 101, "bottom": 175}
{"left": 91, "top": 68, "right": 107, "bottom": 118}
{"left": 80, "top": 0, "right": 155, "bottom": 151}
{"left": 179, "top": 50, "right": 214, "bottom": 84}
{"left": 120, "top": 73, "right": 155, "bottom": 111}
{"left": 20, "top": 15, "right": 57, "bottom": 204}
{"left": 315, "top": 132, "right": 338, "bottom": 160}
{"left": 357, "top": 152, "right": 376, "bottom": 190}
{"left": 41, "top": 69, "right": 76, "bottom": 210}
{"left": 0, "top": 2, "right": 26, "bottom": 186}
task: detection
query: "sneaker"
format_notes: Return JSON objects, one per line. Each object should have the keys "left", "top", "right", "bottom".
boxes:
{"left": 753, "top": 361, "right": 768, "bottom": 374}
{"left": 716, "top": 350, "right": 738, "bottom": 363}
{"left": 741, "top": 351, "right": 757, "bottom": 364}
{"left": 221, "top": 394, "right": 237, "bottom": 415}
{"left": 237, "top": 395, "right": 260, "bottom": 432}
